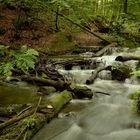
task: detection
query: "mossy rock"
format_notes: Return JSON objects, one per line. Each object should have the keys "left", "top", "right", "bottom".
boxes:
{"left": 111, "top": 63, "right": 133, "bottom": 81}
{"left": 72, "top": 85, "right": 93, "bottom": 99}
{"left": 129, "top": 90, "right": 140, "bottom": 114}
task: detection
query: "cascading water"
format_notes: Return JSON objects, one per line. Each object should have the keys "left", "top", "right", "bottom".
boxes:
{"left": 32, "top": 48, "right": 140, "bottom": 140}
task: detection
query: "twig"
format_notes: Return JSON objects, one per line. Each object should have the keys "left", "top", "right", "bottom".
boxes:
{"left": 34, "top": 96, "right": 42, "bottom": 115}
{"left": 17, "top": 105, "right": 32, "bottom": 117}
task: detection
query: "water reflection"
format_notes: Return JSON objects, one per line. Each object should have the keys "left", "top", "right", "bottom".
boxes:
{"left": 0, "top": 85, "right": 39, "bottom": 105}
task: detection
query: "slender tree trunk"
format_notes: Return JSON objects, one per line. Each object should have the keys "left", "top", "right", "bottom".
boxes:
{"left": 124, "top": 0, "right": 128, "bottom": 14}
{"left": 55, "top": 5, "right": 59, "bottom": 31}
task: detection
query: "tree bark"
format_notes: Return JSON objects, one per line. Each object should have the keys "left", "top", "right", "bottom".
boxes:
{"left": 124, "top": 0, "right": 128, "bottom": 14}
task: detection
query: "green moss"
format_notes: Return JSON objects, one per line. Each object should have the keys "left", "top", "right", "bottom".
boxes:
{"left": 129, "top": 90, "right": 140, "bottom": 114}
{"left": 51, "top": 90, "right": 72, "bottom": 111}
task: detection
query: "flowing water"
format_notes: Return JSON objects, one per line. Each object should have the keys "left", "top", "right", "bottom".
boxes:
{"left": 31, "top": 49, "right": 140, "bottom": 140}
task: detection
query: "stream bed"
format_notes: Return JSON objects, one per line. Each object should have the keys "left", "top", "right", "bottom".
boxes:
{"left": 32, "top": 48, "right": 140, "bottom": 140}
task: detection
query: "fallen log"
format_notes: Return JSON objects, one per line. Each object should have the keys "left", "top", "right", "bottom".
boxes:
{"left": 51, "top": 58, "right": 95, "bottom": 70}
{"left": 115, "top": 55, "right": 140, "bottom": 62}
{"left": 21, "top": 76, "right": 65, "bottom": 90}
{"left": 0, "top": 90, "right": 72, "bottom": 140}
{"left": 21, "top": 76, "right": 93, "bottom": 99}
{"left": 93, "top": 42, "right": 118, "bottom": 57}
{"left": 86, "top": 66, "right": 107, "bottom": 85}
{"left": 77, "top": 46, "right": 104, "bottom": 53}
{"left": 50, "top": 9, "right": 111, "bottom": 44}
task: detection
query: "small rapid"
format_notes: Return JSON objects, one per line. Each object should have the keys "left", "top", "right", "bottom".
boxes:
{"left": 32, "top": 48, "right": 140, "bottom": 140}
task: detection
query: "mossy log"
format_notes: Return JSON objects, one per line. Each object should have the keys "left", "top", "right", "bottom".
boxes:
{"left": 115, "top": 55, "right": 140, "bottom": 62}
{"left": 0, "top": 90, "right": 72, "bottom": 140}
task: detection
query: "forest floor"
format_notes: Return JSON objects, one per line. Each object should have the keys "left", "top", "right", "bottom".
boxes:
{"left": 0, "top": 6, "right": 106, "bottom": 55}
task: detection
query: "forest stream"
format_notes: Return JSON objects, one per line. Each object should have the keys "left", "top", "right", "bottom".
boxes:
{"left": 0, "top": 0, "right": 140, "bottom": 139}
{"left": 30, "top": 47, "right": 140, "bottom": 140}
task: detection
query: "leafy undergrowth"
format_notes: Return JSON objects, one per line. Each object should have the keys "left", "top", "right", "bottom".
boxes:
{"left": 0, "top": 45, "right": 39, "bottom": 76}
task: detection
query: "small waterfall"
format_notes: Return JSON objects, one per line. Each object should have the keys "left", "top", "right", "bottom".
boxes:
{"left": 32, "top": 47, "right": 140, "bottom": 140}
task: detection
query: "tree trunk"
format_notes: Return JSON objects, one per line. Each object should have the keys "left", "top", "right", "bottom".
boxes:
{"left": 124, "top": 0, "right": 128, "bottom": 14}
{"left": 55, "top": 5, "right": 59, "bottom": 31}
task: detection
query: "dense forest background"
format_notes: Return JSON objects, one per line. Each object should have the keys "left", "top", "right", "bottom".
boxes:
{"left": 0, "top": 0, "right": 139, "bottom": 51}
{"left": 0, "top": 1, "right": 140, "bottom": 140}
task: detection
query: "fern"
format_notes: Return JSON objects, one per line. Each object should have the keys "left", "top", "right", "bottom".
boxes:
{"left": 0, "top": 45, "right": 9, "bottom": 57}
{"left": 0, "top": 45, "right": 39, "bottom": 76}
{"left": 11, "top": 45, "right": 39, "bottom": 72}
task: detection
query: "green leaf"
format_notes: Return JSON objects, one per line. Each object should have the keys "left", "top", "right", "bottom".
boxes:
{"left": 0, "top": 62, "right": 13, "bottom": 76}
{"left": 11, "top": 46, "right": 39, "bottom": 73}
{"left": 26, "top": 48, "right": 39, "bottom": 56}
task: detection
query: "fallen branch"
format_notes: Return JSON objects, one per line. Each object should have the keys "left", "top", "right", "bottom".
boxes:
{"left": 94, "top": 42, "right": 118, "bottom": 57}
{"left": 49, "top": 9, "right": 111, "bottom": 44}
{"left": 21, "top": 76, "right": 93, "bottom": 99}
{"left": 86, "top": 66, "right": 108, "bottom": 85}
{"left": 0, "top": 107, "right": 35, "bottom": 130}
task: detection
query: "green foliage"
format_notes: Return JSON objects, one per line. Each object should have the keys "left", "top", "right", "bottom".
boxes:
{"left": 131, "top": 69, "right": 140, "bottom": 77}
{"left": 0, "top": 45, "right": 39, "bottom": 76}
{"left": 22, "top": 116, "right": 36, "bottom": 129}
{"left": 0, "top": 62, "right": 13, "bottom": 76}
{"left": 12, "top": 45, "right": 38, "bottom": 72}
{"left": 0, "top": 45, "right": 9, "bottom": 57}
{"left": 129, "top": 90, "right": 140, "bottom": 114}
